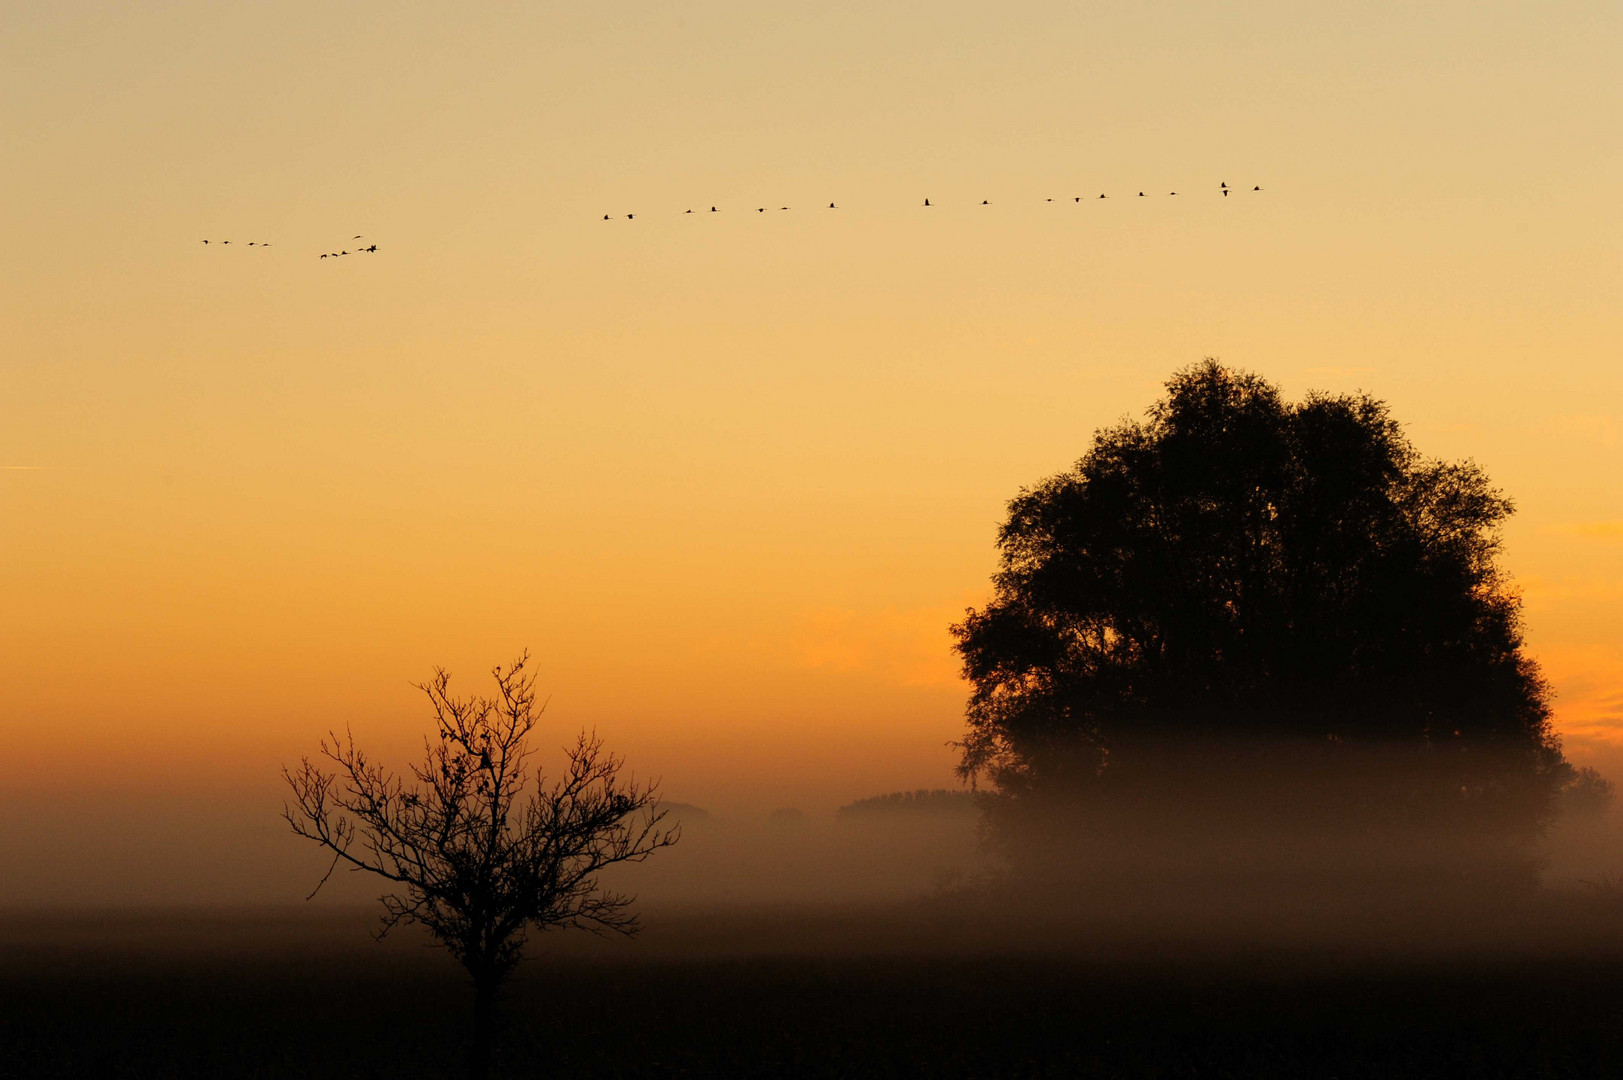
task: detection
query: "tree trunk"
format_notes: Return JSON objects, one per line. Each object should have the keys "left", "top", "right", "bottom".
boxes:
{"left": 468, "top": 972, "right": 497, "bottom": 1080}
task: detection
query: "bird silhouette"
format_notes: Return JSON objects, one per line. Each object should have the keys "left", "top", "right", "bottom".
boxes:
{"left": 353, "top": 235, "right": 364, "bottom": 239}
{"left": 247, "top": 242, "right": 256, "bottom": 246}
{"left": 340, "top": 250, "right": 349, "bottom": 255}
{"left": 362, "top": 244, "right": 377, "bottom": 252}
{"left": 579, "top": 182, "right": 1260, "bottom": 223}
{"left": 222, "top": 240, "right": 230, "bottom": 244}
{"left": 201, "top": 240, "right": 208, "bottom": 244}
{"left": 319, "top": 253, "right": 328, "bottom": 259}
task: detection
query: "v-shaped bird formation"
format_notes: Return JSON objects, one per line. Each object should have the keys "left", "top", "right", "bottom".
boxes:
{"left": 602, "top": 182, "right": 1264, "bottom": 220}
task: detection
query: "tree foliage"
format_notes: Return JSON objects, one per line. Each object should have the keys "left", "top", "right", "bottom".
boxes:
{"left": 952, "top": 362, "right": 1568, "bottom": 840}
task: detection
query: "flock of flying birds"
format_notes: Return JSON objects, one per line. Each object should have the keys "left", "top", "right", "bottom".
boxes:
{"left": 199, "top": 183, "right": 1265, "bottom": 244}
{"left": 198, "top": 235, "right": 379, "bottom": 258}
{"left": 604, "top": 182, "right": 1264, "bottom": 219}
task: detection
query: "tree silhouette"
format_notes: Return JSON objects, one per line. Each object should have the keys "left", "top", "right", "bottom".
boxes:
{"left": 952, "top": 362, "right": 1571, "bottom": 884}
{"left": 284, "top": 654, "right": 677, "bottom": 1080}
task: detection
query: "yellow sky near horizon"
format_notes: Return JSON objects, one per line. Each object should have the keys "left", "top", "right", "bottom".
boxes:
{"left": 3, "top": 0, "right": 1621, "bottom": 849}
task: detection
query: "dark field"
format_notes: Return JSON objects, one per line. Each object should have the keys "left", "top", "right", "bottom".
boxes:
{"left": 7, "top": 901, "right": 1623, "bottom": 1079}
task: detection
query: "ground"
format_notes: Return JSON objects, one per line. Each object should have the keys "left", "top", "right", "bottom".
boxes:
{"left": 4, "top": 903, "right": 1623, "bottom": 1078}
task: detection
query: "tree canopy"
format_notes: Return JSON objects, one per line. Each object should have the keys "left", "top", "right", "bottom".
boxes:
{"left": 952, "top": 361, "right": 1566, "bottom": 826}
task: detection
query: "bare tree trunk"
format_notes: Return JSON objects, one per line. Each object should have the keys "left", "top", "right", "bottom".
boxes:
{"left": 468, "top": 972, "right": 497, "bottom": 1080}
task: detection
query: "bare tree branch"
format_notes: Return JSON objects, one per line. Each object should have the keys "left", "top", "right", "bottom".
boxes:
{"left": 283, "top": 652, "right": 679, "bottom": 1080}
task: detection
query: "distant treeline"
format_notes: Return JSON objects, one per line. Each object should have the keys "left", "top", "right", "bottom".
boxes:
{"left": 656, "top": 801, "right": 712, "bottom": 821}
{"left": 1562, "top": 767, "right": 1616, "bottom": 816}
{"left": 838, "top": 789, "right": 986, "bottom": 817}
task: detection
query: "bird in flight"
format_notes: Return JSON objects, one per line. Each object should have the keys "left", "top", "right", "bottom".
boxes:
{"left": 201, "top": 240, "right": 209, "bottom": 244}
{"left": 581, "top": 179, "right": 1265, "bottom": 226}
{"left": 353, "top": 235, "right": 364, "bottom": 239}
{"left": 361, "top": 244, "right": 377, "bottom": 252}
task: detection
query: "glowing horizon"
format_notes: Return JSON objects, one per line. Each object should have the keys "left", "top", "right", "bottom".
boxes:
{"left": 2, "top": 2, "right": 1619, "bottom": 905}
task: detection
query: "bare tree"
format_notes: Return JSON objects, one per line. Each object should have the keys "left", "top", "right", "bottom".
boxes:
{"left": 284, "top": 653, "right": 678, "bottom": 1079}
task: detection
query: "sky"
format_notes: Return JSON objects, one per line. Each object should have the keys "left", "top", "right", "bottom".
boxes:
{"left": 2, "top": 1, "right": 1620, "bottom": 902}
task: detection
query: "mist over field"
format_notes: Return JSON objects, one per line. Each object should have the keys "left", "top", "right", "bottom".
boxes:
{"left": 9, "top": 749, "right": 1623, "bottom": 1079}
{"left": 8, "top": 756, "right": 1623, "bottom": 946}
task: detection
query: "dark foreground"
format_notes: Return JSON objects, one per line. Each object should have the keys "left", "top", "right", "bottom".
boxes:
{"left": 5, "top": 903, "right": 1623, "bottom": 1079}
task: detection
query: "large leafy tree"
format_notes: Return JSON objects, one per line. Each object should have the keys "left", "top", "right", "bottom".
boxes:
{"left": 953, "top": 362, "right": 1567, "bottom": 851}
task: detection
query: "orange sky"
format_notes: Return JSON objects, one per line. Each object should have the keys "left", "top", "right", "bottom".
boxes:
{"left": 2, "top": 2, "right": 1620, "bottom": 898}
